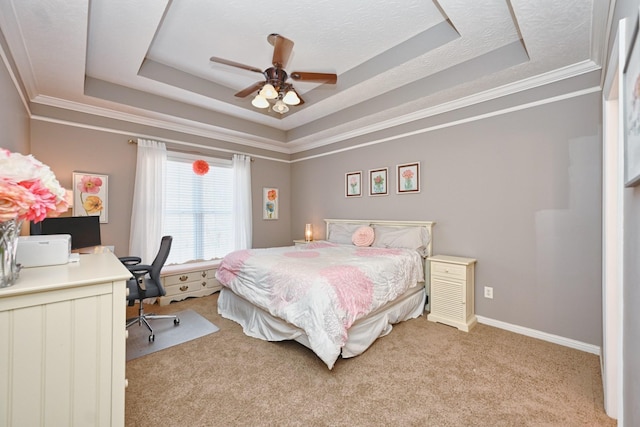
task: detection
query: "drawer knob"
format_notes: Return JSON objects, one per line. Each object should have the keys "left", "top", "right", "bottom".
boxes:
{"left": 201, "top": 271, "right": 207, "bottom": 278}
{"left": 202, "top": 281, "right": 207, "bottom": 287}
{"left": 179, "top": 275, "right": 189, "bottom": 282}
{"left": 180, "top": 285, "right": 189, "bottom": 292}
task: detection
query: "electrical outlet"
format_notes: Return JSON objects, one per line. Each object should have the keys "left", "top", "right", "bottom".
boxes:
{"left": 484, "top": 286, "right": 494, "bottom": 299}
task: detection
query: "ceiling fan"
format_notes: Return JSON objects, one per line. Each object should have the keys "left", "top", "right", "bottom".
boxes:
{"left": 210, "top": 33, "right": 337, "bottom": 114}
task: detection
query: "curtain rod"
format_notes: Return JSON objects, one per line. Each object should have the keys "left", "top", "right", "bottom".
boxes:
{"left": 127, "top": 139, "right": 254, "bottom": 161}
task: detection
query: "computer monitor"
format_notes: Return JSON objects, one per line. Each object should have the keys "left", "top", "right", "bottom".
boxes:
{"left": 31, "top": 216, "right": 102, "bottom": 250}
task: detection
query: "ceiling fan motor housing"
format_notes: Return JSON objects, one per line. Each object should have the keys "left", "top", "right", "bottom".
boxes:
{"left": 264, "top": 67, "right": 288, "bottom": 91}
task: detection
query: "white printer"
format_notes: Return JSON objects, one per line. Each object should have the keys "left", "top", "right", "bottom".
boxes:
{"left": 16, "top": 234, "right": 72, "bottom": 268}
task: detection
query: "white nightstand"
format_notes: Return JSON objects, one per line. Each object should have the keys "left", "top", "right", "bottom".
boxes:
{"left": 427, "top": 255, "right": 477, "bottom": 332}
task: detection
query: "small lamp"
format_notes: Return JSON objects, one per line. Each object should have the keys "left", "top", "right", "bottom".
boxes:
{"left": 304, "top": 224, "right": 313, "bottom": 242}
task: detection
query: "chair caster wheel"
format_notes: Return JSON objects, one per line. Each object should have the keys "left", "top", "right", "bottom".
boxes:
{"left": 174, "top": 318, "right": 180, "bottom": 326}
{"left": 149, "top": 334, "right": 155, "bottom": 342}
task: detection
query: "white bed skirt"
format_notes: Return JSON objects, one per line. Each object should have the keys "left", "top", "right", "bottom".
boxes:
{"left": 217, "top": 284, "right": 426, "bottom": 361}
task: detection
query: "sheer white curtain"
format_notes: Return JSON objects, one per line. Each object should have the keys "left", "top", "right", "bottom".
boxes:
{"left": 232, "top": 154, "right": 252, "bottom": 249}
{"left": 129, "top": 139, "right": 167, "bottom": 263}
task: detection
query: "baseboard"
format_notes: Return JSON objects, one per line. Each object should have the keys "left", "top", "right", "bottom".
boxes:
{"left": 476, "top": 315, "right": 601, "bottom": 355}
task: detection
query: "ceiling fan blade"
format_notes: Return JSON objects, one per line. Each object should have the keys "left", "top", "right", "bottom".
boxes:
{"left": 290, "top": 72, "right": 337, "bottom": 84}
{"left": 234, "top": 81, "right": 265, "bottom": 98}
{"left": 268, "top": 33, "right": 294, "bottom": 69}
{"left": 210, "top": 57, "right": 263, "bottom": 74}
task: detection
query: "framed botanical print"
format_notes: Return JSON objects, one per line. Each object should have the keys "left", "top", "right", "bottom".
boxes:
{"left": 369, "top": 168, "right": 388, "bottom": 196}
{"left": 345, "top": 171, "right": 362, "bottom": 197}
{"left": 397, "top": 162, "right": 420, "bottom": 194}
{"left": 73, "top": 172, "right": 108, "bottom": 223}
{"left": 263, "top": 187, "right": 279, "bottom": 220}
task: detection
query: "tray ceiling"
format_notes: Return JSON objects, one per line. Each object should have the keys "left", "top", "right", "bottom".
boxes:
{"left": 0, "top": 0, "right": 610, "bottom": 153}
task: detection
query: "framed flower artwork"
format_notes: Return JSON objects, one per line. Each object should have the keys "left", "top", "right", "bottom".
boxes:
{"left": 345, "top": 171, "right": 362, "bottom": 197}
{"left": 73, "top": 172, "right": 108, "bottom": 223}
{"left": 263, "top": 187, "right": 279, "bottom": 220}
{"left": 369, "top": 167, "right": 388, "bottom": 196}
{"left": 397, "top": 162, "right": 420, "bottom": 194}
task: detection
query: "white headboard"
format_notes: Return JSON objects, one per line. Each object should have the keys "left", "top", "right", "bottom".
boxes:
{"left": 323, "top": 218, "right": 435, "bottom": 257}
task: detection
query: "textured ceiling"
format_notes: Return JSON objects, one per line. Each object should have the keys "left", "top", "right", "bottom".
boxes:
{"left": 0, "top": 0, "right": 610, "bottom": 154}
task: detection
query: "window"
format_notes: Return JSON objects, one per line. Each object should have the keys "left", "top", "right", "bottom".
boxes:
{"left": 162, "top": 152, "right": 233, "bottom": 264}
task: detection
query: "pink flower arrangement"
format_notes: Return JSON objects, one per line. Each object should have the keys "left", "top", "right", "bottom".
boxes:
{"left": 0, "top": 149, "right": 69, "bottom": 223}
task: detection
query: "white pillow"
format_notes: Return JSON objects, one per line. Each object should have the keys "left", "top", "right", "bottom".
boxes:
{"left": 372, "top": 225, "right": 430, "bottom": 256}
{"left": 327, "top": 223, "right": 367, "bottom": 245}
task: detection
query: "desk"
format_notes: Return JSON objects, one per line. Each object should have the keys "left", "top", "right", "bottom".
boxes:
{"left": 0, "top": 253, "right": 131, "bottom": 426}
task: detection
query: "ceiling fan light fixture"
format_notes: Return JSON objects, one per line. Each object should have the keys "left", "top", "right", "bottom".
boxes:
{"left": 213, "top": 34, "right": 337, "bottom": 114}
{"left": 251, "top": 94, "right": 269, "bottom": 108}
{"left": 273, "top": 100, "right": 289, "bottom": 114}
{"left": 259, "top": 84, "right": 278, "bottom": 99}
{"left": 282, "top": 90, "right": 300, "bottom": 105}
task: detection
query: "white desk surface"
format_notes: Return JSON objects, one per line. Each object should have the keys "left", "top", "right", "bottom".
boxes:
{"left": 0, "top": 252, "right": 131, "bottom": 299}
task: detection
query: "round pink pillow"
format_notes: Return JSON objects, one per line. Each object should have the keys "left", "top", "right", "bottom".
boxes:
{"left": 352, "top": 226, "right": 375, "bottom": 247}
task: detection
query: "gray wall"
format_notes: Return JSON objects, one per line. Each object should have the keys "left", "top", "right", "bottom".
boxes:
{"left": 610, "top": 0, "right": 640, "bottom": 424}
{"left": 623, "top": 184, "right": 640, "bottom": 425}
{"left": 0, "top": 30, "right": 28, "bottom": 154}
{"left": 29, "top": 119, "right": 292, "bottom": 257}
{"left": 30, "top": 122, "right": 136, "bottom": 255}
{"left": 292, "top": 90, "right": 603, "bottom": 347}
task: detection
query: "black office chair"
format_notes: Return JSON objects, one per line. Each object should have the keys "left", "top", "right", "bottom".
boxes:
{"left": 120, "top": 235, "right": 179, "bottom": 342}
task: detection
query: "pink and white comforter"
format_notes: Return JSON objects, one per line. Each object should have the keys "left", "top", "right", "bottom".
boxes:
{"left": 215, "top": 242, "right": 424, "bottom": 368}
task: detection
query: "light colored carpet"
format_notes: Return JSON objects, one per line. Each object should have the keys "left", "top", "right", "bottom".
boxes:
{"left": 126, "top": 308, "right": 219, "bottom": 361}
{"left": 125, "top": 294, "right": 615, "bottom": 426}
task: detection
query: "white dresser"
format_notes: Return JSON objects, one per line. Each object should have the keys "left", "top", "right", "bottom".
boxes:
{"left": 427, "top": 255, "right": 477, "bottom": 332}
{"left": 0, "top": 253, "right": 131, "bottom": 427}
{"left": 158, "top": 261, "right": 221, "bottom": 306}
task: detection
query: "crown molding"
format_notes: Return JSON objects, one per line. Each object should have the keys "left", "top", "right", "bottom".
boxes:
{"left": 0, "top": 26, "right": 30, "bottom": 114}
{"left": 287, "top": 60, "right": 602, "bottom": 153}
{"left": 290, "top": 85, "right": 601, "bottom": 163}
{"left": 30, "top": 95, "right": 291, "bottom": 154}
{"left": 30, "top": 113, "right": 291, "bottom": 164}
{"left": 24, "top": 59, "right": 600, "bottom": 157}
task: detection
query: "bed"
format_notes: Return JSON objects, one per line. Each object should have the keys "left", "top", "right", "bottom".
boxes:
{"left": 215, "top": 219, "right": 435, "bottom": 369}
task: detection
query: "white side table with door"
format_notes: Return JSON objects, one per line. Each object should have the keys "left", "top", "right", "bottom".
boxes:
{"left": 427, "top": 255, "right": 477, "bottom": 332}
